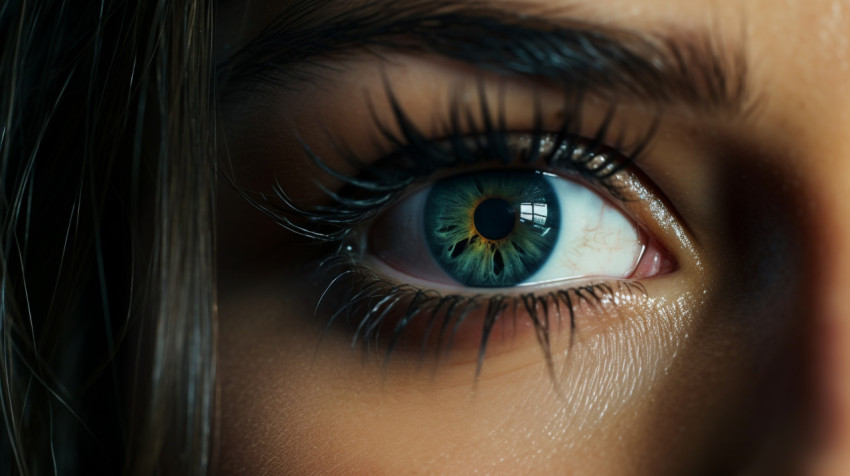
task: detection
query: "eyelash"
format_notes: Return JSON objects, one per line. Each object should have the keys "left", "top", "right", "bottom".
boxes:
{"left": 253, "top": 80, "right": 661, "bottom": 377}
{"left": 315, "top": 252, "right": 649, "bottom": 378}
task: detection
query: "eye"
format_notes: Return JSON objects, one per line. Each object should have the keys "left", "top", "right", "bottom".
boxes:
{"left": 369, "top": 169, "right": 631, "bottom": 288}
{"left": 365, "top": 158, "right": 673, "bottom": 291}
{"left": 258, "top": 79, "right": 686, "bottom": 363}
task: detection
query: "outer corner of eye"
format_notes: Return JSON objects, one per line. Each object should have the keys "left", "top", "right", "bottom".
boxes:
{"left": 362, "top": 168, "right": 676, "bottom": 290}
{"left": 629, "top": 229, "right": 678, "bottom": 280}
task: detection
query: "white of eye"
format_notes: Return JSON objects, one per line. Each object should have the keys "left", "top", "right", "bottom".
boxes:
{"left": 521, "top": 173, "right": 643, "bottom": 285}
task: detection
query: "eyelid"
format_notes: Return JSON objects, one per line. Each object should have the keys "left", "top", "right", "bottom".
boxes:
{"left": 269, "top": 69, "right": 661, "bottom": 234}
{"left": 230, "top": 61, "right": 706, "bottom": 375}
{"left": 252, "top": 60, "right": 701, "bottom": 271}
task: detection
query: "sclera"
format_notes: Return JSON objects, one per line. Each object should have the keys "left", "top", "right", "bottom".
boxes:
{"left": 524, "top": 173, "right": 644, "bottom": 285}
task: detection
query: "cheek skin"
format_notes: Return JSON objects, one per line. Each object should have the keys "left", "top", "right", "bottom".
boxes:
{"left": 216, "top": 246, "right": 762, "bottom": 476}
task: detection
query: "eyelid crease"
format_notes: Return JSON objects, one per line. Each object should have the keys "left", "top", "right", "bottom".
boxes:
{"left": 248, "top": 78, "right": 659, "bottom": 243}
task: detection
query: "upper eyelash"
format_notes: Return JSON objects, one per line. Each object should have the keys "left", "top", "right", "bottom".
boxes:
{"left": 248, "top": 78, "right": 660, "bottom": 242}
{"left": 243, "top": 77, "right": 661, "bottom": 379}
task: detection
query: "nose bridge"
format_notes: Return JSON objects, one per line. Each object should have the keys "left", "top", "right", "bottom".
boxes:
{"left": 764, "top": 0, "right": 850, "bottom": 461}
{"left": 787, "top": 87, "right": 850, "bottom": 472}
{"left": 749, "top": 7, "right": 850, "bottom": 460}
{"left": 806, "top": 145, "right": 850, "bottom": 473}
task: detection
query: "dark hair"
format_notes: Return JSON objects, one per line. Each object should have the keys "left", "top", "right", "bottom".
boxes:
{"left": 1, "top": 0, "right": 216, "bottom": 473}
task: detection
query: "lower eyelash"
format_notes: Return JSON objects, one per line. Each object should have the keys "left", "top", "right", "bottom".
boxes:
{"left": 314, "top": 249, "right": 649, "bottom": 379}
{"left": 245, "top": 79, "right": 660, "bottom": 376}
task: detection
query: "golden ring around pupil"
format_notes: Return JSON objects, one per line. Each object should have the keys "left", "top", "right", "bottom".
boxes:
{"left": 468, "top": 195, "right": 517, "bottom": 243}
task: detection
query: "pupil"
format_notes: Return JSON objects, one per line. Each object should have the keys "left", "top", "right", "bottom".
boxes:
{"left": 474, "top": 197, "right": 516, "bottom": 241}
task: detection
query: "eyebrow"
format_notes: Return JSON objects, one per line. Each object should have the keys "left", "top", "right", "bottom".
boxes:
{"left": 216, "top": 0, "right": 749, "bottom": 113}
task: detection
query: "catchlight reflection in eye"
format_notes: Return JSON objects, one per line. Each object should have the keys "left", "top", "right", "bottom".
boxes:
{"left": 368, "top": 169, "right": 646, "bottom": 289}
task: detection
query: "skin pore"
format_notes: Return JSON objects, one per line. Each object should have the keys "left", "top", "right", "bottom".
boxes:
{"left": 214, "top": 0, "right": 850, "bottom": 474}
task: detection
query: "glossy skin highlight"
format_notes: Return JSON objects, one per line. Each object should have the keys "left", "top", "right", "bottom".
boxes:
{"left": 215, "top": 1, "right": 850, "bottom": 474}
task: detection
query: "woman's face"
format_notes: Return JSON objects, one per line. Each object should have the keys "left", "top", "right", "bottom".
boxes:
{"left": 214, "top": 0, "right": 850, "bottom": 473}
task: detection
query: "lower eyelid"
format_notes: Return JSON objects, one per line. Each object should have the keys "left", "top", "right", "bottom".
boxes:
{"left": 315, "top": 250, "right": 653, "bottom": 360}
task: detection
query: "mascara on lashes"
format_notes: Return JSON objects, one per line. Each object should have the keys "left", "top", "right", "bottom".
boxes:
{"left": 249, "top": 82, "right": 667, "bottom": 376}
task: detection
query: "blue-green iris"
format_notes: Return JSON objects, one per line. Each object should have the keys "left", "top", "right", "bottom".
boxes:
{"left": 424, "top": 170, "right": 560, "bottom": 287}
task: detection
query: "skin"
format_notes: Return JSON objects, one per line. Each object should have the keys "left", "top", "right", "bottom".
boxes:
{"left": 215, "top": 0, "right": 850, "bottom": 474}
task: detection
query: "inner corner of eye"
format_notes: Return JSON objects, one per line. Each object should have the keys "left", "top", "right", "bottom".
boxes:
{"left": 362, "top": 168, "right": 674, "bottom": 290}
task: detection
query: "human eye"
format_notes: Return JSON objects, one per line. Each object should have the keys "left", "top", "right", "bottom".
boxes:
{"left": 247, "top": 69, "right": 691, "bottom": 374}
{"left": 368, "top": 155, "right": 669, "bottom": 291}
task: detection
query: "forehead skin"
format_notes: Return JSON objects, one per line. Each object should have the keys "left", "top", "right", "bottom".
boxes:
{"left": 215, "top": 0, "right": 850, "bottom": 474}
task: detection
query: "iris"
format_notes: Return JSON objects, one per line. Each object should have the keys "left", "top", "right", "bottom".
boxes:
{"left": 424, "top": 170, "right": 560, "bottom": 287}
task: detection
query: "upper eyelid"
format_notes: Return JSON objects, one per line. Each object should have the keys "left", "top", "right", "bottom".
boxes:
{"left": 216, "top": 0, "right": 750, "bottom": 115}
{"left": 250, "top": 77, "right": 660, "bottom": 244}
{"left": 223, "top": 60, "right": 696, "bottom": 372}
